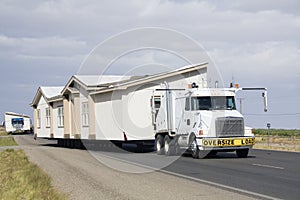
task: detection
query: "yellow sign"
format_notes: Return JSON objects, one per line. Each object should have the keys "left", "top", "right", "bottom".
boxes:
{"left": 202, "top": 138, "right": 255, "bottom": 147}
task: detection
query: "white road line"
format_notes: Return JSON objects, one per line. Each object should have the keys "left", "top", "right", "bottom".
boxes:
{"left": 95, "top": 152, "right": 282, "bottom": 200}
{"left": 252, "top": 163, "right": 284, "bottom": 170}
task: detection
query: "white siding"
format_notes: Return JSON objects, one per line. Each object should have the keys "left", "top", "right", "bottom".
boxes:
{"left": 36, "top": 96, "right": 50, "bottom": 137}
{"left": 95, "top": 92, "right": 123, "bottom": 140}
{"left": 78, "top": 85, "right": 89, "bottom": 139}
{"left": 53, "top": 101, "right": 64, "bottom": 138}
{"left": 93, "top": 70, "right": 206, "bottom": 141}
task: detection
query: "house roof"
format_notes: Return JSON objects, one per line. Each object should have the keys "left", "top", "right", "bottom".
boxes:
{"left": 31, "top": 86, "right": 64, "bottom": 107}
{"left": 40, "top": 87, "right": 64, "bottom": 99}
{"left": 73, "top": 75, "right": 132, "bottom": 87}
{"left": 90, "top": 62, "right": 208, "bottom": 95}
{"left": 5, "top": 112, "right": 30, "bottom": 118}
{"left": 32, "top": 62, "right": 208, "bottom": 106}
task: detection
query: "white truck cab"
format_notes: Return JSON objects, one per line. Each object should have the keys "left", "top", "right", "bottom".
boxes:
{"left": 152, "top": 82, "right": 267, "bottom": 158}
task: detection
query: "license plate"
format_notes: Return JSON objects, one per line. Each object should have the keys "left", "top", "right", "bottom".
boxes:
{"left": 202, "top": 138, "right": 255, "bottom": 147}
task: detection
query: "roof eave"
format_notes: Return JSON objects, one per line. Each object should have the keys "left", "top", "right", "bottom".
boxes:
{"left": 90, "top": 63, "right": 208, "bottom": 95}
{"left": 31, "top": 87, "right": 43, "bottom": 107}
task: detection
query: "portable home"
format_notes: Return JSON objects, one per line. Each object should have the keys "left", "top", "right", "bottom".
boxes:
{"left": 31, "top": 63, "right": 208, "bottom": 143}
{"left": 4, "top": 112, "right": 31, "bottom": 133}
{"left": 31, "top": 86, "right": 64, "bottom": 138}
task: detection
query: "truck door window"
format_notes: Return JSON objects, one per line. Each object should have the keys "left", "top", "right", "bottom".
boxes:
{"left": 227, "top": 97, "right": 236, "bottom": 110}
{"left": 185, "top": 97, "right": 190, "bottom": 111}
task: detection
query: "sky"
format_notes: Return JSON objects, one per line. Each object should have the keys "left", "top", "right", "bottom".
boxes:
{"left": 0, "top": 0, "right": 299, "bottom": 129}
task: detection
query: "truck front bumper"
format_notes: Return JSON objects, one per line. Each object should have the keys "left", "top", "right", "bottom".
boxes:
{"left": 196, "top": 137, "right": 255, "bottom": 151}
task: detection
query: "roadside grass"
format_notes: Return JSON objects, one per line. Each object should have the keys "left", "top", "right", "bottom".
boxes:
{"left": 0, "top": 137, "right": 17, "bottom": 146}
{"left": 0, "top": 126, "right": 5, "bottom": 132}
{"left": 253, "top": 129, "right": 300, "bottom": 137}
{"left": 0, "top": 149, "right": 67, "bottom": 200}
{"left": 254, "top": 129, "right": 300, "bottom": 152}
{"left": 0, "top": 131, "right": 8, "bottom": 136}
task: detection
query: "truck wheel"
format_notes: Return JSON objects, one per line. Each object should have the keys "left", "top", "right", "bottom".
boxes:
{"left": 164, "top": 135, "right": 174, "bottom": 156}
{"left": 236, "top": 149, "right": 249, "bottom": 158}
{"left": 190, "top": 137, "right": 200, "bottom": 159}
{"left": 156, "top": 135, "right": 164, "bottom": 155}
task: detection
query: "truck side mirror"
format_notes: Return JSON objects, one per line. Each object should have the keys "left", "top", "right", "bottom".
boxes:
{"left": 262, "top": 92, "right": 268, "bottom": 112}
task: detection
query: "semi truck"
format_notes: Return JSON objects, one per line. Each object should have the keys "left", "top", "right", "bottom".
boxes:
{"left": 152, "top": 82, "right": 267, "bottom": 158}
{"left": 4, "top": 112, "right": 31, "bottom": 134}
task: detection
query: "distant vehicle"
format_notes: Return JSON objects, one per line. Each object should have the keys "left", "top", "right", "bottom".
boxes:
{"left": 4, "top": 112, "right": 31, "bottom": 134}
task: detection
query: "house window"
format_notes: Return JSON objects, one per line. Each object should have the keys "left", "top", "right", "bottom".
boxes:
{"left": 45, "top": 108, "right": 50, "bottom": 127}
{"left": 57, "top": 106, "right": 64, "bottom": 127}
{"left": 82, "top": 102, "right": 89, "bottom": 127}
{"left": 37, "top": 109, "right": 41, "bottom": 128}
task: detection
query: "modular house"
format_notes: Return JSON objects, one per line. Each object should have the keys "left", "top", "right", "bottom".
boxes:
{"left": 4, "top": 112, "right": 31, "bottom": 133}
{"left": 31, "top": 87, "right": 64, "bottom": 138}
{"left": 31, "top": 63, "right": 209, "bottom": 142}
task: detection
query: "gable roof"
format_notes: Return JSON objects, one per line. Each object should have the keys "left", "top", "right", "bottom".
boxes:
{"left": 31, "top": 86, "right": 64, "bottom": 107}
{"left": 61, "top": 74, "right": 143, "bottom": 95}
{"left": 41, "top": 87, "right": 64, "bottom": 99}
{"left": 31, "top": 62, "right": 208, "bottom": 107}
{"left": 62, "top": 62, "right": 208, "bottom": 95}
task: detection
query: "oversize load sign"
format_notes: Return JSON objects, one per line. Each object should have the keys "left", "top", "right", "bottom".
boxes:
{"left": 202, "top": 138, "right": 255, "bottom": 147}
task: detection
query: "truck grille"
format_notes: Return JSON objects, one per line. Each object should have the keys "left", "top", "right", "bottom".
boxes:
{"left": 13, "top": 124, "right": 23, "bottom": 130}
{"left": 216, "top": 117, "right": 244, "bottom": 137}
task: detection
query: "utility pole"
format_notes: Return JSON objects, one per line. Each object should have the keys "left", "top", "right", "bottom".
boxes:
{"left": 267, "top": 123, "right": 271, "bottom": 147}
{"left": 237, "top": 98, "right": 245, "bottom": 114}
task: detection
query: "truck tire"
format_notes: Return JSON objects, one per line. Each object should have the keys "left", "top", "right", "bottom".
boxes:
{"left": 164, "top": 135, "right": 174, "bottom": 156}
{"left": 236, "top": 148, "right": 249, "bottom": 158}
{"left": 156, "top": 134, "right": 164, "bottom": 155}
{"left": 190, "top": 137, "right": 200, "bottom": 159}
{"left": 190, "top": 136, "right": 207, "bottom": 159}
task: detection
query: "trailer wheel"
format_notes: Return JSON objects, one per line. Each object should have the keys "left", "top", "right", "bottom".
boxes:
{"left": 156, "top": 135, "right": 164, "bottom": 155}
{"left": 236, "top": 148, "right": 249, "bottom": 158}
{"left": 164, "top": 135, "right": 175, "bottom": 156}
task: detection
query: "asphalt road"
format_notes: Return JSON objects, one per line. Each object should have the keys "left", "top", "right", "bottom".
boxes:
{"left": 165, "top": 150, "right": 300, "bottom": 200}
{"left": 12, "top": 135, "right": 255, "bottom": 200}
{"left": 89, "top": 144, "right": 300, "bottom": 200}
{"left": 11, "top": 135, "right": 300, "bottom": 200}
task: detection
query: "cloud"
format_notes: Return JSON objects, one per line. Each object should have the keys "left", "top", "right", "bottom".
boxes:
{"left": 0, "top": 0, "right": 299, "bottom": 127}
{"left": 211, "top": 41, "right": 300, "bottom": 78}
{"left": 214, "top": 0, "right": 300, "bottom": 15}
{"left": 0, "top": 35, "right": 87, "bottom": 57}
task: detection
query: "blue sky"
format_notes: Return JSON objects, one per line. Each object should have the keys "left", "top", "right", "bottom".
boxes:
{"left": 0, "top": 0, "right": 299, "bottom": 129}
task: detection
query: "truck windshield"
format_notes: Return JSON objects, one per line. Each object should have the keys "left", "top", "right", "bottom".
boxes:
{"left": 191, "top": 96, "right": 236, "bottom": 110}
{"left": 12, "top": 118, "right": 24, "bottom": 125}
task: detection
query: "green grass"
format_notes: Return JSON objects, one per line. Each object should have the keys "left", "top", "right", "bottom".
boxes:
{"left": 0, "top": 149, "right": 67, "bottom": 200}
{"left": 0, "top": 137, "right": 18, "bottom": 146}
{"left": 253, "top": 129, "right": 300, "bottom": 137}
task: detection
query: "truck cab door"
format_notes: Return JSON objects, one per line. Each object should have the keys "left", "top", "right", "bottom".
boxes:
{"left": 178, "top": 97, "right": 193, "bottom": 135}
